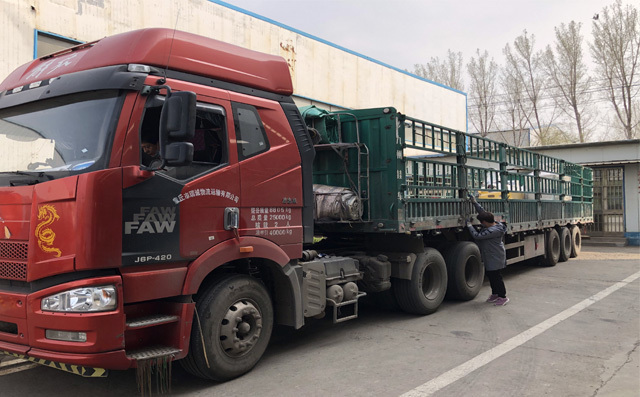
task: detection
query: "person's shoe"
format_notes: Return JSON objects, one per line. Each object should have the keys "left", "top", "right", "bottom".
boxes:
{"left": 486, "top": 294, "right": 499, "bottom": 303}
{"left": 494, "top": 297, "right": 509, "bottom": 306}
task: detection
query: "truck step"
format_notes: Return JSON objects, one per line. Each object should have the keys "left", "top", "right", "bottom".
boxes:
{"left": 126, "top": 346, "right": 181, "bottom": 361}
{"left": 126, "top": 315, "right": 179, "bottom": 329}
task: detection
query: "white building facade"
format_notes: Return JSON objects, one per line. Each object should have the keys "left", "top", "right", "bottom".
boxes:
{"left": 0, "top": 0, "right": 467, "bottom": 130}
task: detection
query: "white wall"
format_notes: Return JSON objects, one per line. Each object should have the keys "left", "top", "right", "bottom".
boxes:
{"left": 0, "top": 135, "right": 55, "bottom": 171}
{"left": 0, "top": 0, "right": 467, "bottom": 130}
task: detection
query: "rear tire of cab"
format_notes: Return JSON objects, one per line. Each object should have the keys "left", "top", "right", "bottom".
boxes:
{"left": 394, "top": 248, "right": 447, "bottom": 315}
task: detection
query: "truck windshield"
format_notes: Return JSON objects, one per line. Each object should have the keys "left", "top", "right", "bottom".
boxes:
{"left": 0, "top": 90, "right": 123, "bottom": 176}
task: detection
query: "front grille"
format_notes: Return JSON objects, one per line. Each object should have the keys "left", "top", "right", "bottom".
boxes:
{"left": 0, "top": 241, "right": 28, "bottom": 282}
{"left": 0, "top": 261, "right": 27, "bottom": 281}
{"left": 0, "top": 241, "right": 28, "bottom": 261}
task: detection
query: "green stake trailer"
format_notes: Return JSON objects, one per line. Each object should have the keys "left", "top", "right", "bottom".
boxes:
{"left": 307, "top": 107, "right": 592, "bottom": 309}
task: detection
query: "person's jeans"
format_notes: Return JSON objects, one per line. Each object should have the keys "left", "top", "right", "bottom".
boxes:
{"left": 486, "top": 269, "right": 506, "bottom": 298}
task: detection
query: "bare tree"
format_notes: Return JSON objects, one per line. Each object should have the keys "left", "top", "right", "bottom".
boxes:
{"left": 591, "top": 0, "right": 640, "bottom": 139}
{"left": 543, "top": 21, "right": 593, "bottom": 142}
{"left": 499, "top": 64, "right": 531, "bottom": 146}
{"left": 467, "top": 49, "right": 498, "bottom": 136}
{"left": 414, "top": 50, "right": 464, "bottom": 91}
{"left": 503, "top": 30, "right": 558, "bottom": 145}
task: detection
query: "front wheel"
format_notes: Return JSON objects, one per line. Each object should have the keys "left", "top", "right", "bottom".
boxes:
{"left": 394, "top": 248, "right": 447, "bottom": 315}
{"left": 181, "top": 274, "right": 274, "bottom": 381}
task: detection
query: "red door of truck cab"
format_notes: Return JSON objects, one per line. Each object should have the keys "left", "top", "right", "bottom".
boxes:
{"left": 121, "top": 85, "right": 240, "bottom": 270}
{"left": 229, "top": 92, "right": 304, "bottom": 260}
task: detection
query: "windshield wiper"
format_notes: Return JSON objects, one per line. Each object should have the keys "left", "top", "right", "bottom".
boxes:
{"left": 0, "top": 171, "right": 55, "bottom": 186}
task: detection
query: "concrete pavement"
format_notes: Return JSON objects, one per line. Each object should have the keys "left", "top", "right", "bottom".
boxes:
{"left": 1, "top": 245, "right": 638, "bottom": 396}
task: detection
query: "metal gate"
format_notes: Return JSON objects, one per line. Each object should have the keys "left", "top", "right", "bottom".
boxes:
{"left": 587, "top": 167, "right": 624, "bottom": 236}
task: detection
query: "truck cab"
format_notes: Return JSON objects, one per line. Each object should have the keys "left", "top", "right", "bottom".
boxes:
{"left": 0, "top": 28, "right": 314, "bottom": 380}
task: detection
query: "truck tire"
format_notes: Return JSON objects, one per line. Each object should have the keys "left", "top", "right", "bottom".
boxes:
{"left": 541, "top": 229, "right": 561, "bottom": 267}
{"left": 570, "top": 226, "right": 582, "bottom": 258}
{"left": 443, "top": 242, "right": 484, "bottom": 301}
{"left": 558, "top": 227, "right": 571, "bottom": 262}
{"left": 394, "top": 248, "right": 447, "bottom": 315}
{"left": 181, "top": 274, "right": 273, "bottom": 381}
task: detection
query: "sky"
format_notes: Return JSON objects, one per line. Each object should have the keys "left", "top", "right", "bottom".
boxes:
{"left": 224, "top": 0, "right": 614, "bottom": 83}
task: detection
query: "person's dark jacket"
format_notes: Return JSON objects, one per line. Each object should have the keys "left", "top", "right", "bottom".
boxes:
{"left": 467, "top": 202, "right": 507, "bottom": 271}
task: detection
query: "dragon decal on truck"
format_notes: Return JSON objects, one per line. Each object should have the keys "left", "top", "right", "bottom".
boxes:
{"left": 35, "top": 204, "right": 62, "bottom": 258}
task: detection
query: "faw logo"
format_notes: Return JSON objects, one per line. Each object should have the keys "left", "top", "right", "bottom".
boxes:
{"left": 125, "top": 207, "right": 176, "bottom": 235}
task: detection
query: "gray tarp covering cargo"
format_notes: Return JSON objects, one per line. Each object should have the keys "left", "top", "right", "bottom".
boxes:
{"left": 313, "top": 184, "right": 362, "bottom": 221}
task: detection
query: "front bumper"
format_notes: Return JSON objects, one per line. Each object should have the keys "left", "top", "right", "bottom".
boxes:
{"left": 0, "top": 275, "right": 133, "bottom": 372}
{"left": 1, "top": 344, "right": 111, "bottom": 377}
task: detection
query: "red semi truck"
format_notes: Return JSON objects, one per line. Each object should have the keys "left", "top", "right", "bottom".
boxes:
{"left": 0, "top": 29, "right": 592, "bottom": 382}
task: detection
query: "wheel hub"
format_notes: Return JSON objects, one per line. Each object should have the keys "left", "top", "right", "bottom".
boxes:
{"left": 219, "top": 300, "right": 263, "bottom": 357}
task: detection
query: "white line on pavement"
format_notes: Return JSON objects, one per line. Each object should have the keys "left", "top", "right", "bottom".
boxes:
{"left": 400, "top": 270, "right": 640, "bottom": 397}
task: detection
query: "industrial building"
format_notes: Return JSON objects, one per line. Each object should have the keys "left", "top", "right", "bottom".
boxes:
{"left": 532, "top": 140, "right": 640, "bottom": 246}
{"left": 0, "top": 0, "right": 466, "bottom": 130}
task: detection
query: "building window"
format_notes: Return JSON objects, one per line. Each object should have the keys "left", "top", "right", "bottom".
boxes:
{"left": 35, "top": 31, "right": 82, "bottom": 58}
{"left": 587, "top": 167, "right": 625, "bottom": 235}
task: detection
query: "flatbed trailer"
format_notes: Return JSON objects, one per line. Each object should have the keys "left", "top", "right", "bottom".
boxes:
{"left": 308, "top": 107, "right": 592, "bottom": 264}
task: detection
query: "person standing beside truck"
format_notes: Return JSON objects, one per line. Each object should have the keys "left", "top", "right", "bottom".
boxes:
{"left": 467, "top": 194, "right": 509, "bottom": 306}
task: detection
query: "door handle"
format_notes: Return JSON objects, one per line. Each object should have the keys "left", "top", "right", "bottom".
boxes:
{"left": 224, "top": 207, "right": 239, "bottom": 230}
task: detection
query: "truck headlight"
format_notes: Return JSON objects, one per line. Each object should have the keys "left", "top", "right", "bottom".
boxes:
{"left": 41, "top": 285, "right": 117, "bottom": 312}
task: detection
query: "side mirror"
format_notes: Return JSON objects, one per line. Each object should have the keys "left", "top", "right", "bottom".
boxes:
{"left": 151, "top": 90, "right": 196, "bottom": 170}
{"left": 160, "top": 91, "right": 196, "bottom": 141}
{"left": 164, "top": 142, "right": 194, "bottom": 166}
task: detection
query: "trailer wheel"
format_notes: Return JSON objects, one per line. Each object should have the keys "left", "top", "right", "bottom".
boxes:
{"left": 443, "top": 242, "right": 484, "bottom": 301}
{"left": 394, "top": 248, "right": 447, "bottom": 315}
{"left": 181, "top": 274, "right": 273, "bottom": 381}
{"left": 542, "top": 229, "right": 561, "bottom": 267}
{"left": 558, "top": 227, "right": 571, "bottom": 262}
{"left": 570, "top": 226, "right": 582, "bottom": 258}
